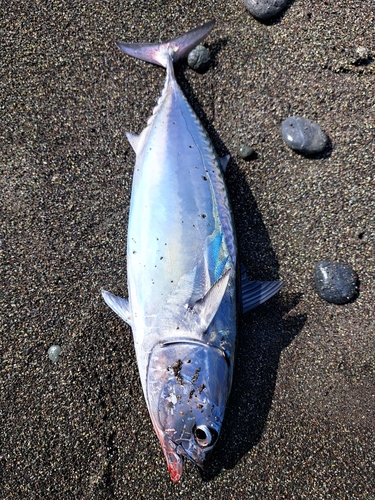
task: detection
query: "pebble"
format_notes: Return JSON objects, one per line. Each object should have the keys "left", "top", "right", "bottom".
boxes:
{"left": 314, "top": 261, "right": 359, "bottom": 304}
{"left": 242, "top": 0, "right": 288, "bottom": 19}
{"left": 48, "top": 345, "right": 62, "bottom": 363}
{"left": 281, "top": 116, "right": 328, "bottom": 154}
{"left": 187, "top": 45, "right": 211, "bottom": 72}
{"left": 354, "top": 46, "right": 369, "bottom": 65}
{"left": 238, "top": 145, "right": 256, "bottom": 159}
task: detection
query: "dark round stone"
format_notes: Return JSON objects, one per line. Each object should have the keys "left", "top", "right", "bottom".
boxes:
{"left": 314, "top": 260, "right": 359, "bottom": 304}
{"left": 281, "top": 116, "right": 328, "bottom": 154}
{"left": 238, "top": 145, "right": 255, "bottom": 159}
{"left": 242, "top": 0, "right": 288, "bottom": 19}
{"left": 187, "top": 45, "right": 211, "bottom": 72}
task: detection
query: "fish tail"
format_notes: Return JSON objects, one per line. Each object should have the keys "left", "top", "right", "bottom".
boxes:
{"left": 116, "top": 19, "right": 215, "bottom": 68}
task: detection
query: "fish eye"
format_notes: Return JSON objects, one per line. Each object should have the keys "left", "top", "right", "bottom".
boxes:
{"left": 193, "top": 425, "right": 218, "bottom": 448}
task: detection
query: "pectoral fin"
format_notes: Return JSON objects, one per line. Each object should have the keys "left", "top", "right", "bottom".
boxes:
{"left": 102, "top": 290, "right": 132, "bottom": 326}
{"left": 240, "top": 266, "right": 283, "bottom": 314}
{"left": 189, "top": 268, "right": 231, "bottom": 333}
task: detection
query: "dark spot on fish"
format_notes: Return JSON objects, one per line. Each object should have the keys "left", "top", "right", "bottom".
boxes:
{"left": 133, "top": 250, "right": 136, "bottom": 254}
{"left": 160, "top": 256, "right": 163, "bottom": 260}
{"left": 189, "top": 145, "right": 193, "bottom": 148}
{"left": 192, "top": 367, "right": 201, "bottom": 383}
{"left": 189, "top": 389, "right": 195, "bottom": 399}
{"left": 197, "top": 404, "right": 203, "bottom": 409}
{"left": 171, "top": 360, "right": 183, "bottom": 384}
{"left": 198, "top": 384, "right": 206, "bottom": 394}
{"left": 171, "top": 280, "right": 174, "bottom": 283}
{"left": 156, "top": 237, "right": 159, "bottom": 240}
{"left": 176, "top": 326, "right": 179, "bottom": 330}
{"left": 202, "top": 176, "right": 207, "bottom": 181}
{"left": 186, "top": 359, "right": 191, "bottom": 363}
{"left": 195, "top": 166, "right": 199, "bottom": 169}
{"left": 201, "top": 214, "right": 206, "bottom": 219}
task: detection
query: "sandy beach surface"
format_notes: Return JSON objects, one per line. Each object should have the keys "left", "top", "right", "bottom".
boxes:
{"left": 1, "top": 1, "right": 374, "bottom": 498}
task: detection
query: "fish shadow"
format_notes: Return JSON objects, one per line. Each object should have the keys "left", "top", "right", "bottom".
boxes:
{"left": 202, "top": 168, "right": 306, "bottom": 479}
{"left": 202, "top": 292, "right": 306, "bottom": 479}
{"left": 175, "top": 63, "right": 306, "bottom": 479}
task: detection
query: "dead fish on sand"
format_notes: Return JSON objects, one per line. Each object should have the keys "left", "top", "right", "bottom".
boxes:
{"left": 102, "top": 20, "right": 283, "bottom": 482}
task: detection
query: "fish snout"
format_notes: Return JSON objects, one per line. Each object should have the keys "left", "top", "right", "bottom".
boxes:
{"left": 160, "top": 437, "right": 184, "bottom": 482}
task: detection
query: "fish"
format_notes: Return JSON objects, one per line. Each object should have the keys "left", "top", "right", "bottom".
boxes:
{"left": 102, "top": 20, "right": 283, "bottom": 482}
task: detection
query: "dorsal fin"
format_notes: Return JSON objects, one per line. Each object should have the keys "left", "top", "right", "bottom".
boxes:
{"left": 126, "top": 132, "right": 141, "bottom": 153}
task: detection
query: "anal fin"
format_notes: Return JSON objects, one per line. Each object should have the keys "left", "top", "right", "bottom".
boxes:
{"left": 102, "top": 290, "right": 132, "bottom": 326}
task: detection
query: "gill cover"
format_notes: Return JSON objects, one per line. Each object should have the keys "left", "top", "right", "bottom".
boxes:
{"left": 147, "top": 341, "right": 230, "bottom": 481}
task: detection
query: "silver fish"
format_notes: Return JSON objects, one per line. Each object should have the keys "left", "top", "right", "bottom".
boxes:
{"left": 102, "top": 20, "right": 283, "bottom": 482}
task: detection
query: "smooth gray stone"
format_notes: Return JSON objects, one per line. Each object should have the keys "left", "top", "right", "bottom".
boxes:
{"left": 243, "top": 0, "right": 288, "bottom": 19}
{"left": 48, "top": 345, "right": 62, "bottom": 363}
{"left": 238, "top": 145, "right": 255, "bottom": 159}
{"left": 187, "top": 45, "right": 211, "bottom": 72}
{"left": 314, "top": 261, "right": 359, "bottom": 304}
{"left": 281, "top": 116, "right": 328, "bottom": 154}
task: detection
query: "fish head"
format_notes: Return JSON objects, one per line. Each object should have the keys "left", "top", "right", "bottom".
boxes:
{"left": 147, "top": 341, "right": 231, "bottom": 481}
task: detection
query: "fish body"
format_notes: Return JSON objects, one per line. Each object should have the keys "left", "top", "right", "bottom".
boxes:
{"left": 102, "top": 21, "right": 282, "bottom": 482}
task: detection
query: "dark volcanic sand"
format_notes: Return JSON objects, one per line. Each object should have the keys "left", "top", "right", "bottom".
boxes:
{"left": 1, "top": 1, "right": 374, "bottom": 498}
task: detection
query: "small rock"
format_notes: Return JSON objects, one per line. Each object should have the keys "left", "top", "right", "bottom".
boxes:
{"left": 281, "top": 116, "right": 328, "bottom": 154}
{"left": 48, "top": 345, "right": 62, "bottom": 363}
{"left": 242, "top": 0, "right": 288, "bottom": 19}
{"left": 238, "top": 145, "right": 256, "bottom": 159}
{"left": 187, "top": 45, "right": 211, "bottom": 72}
{"left": 354, "top": 46, "right": 370, "bottom": 66}
{"left": 355, "top": 46, "right": 369, "bottom": 61}
{"left": 314, "top": 261, "right": 359, "bottom": 304}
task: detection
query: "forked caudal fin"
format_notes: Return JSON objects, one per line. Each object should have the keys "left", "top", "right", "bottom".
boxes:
{"left": 116, "top": 19, "right": 215, "bottom": 68}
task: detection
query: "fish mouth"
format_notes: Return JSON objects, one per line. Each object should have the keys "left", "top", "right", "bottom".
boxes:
{"left": 159, "top": 434, "right": 184, "bottom": 483}
{"left": 163, "top": 440, "right": 206, "bottom": 482}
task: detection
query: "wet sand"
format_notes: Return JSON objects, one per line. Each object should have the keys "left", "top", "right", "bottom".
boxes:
{"left": 1, "top": 1, "right": 374, "bottom": 498}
